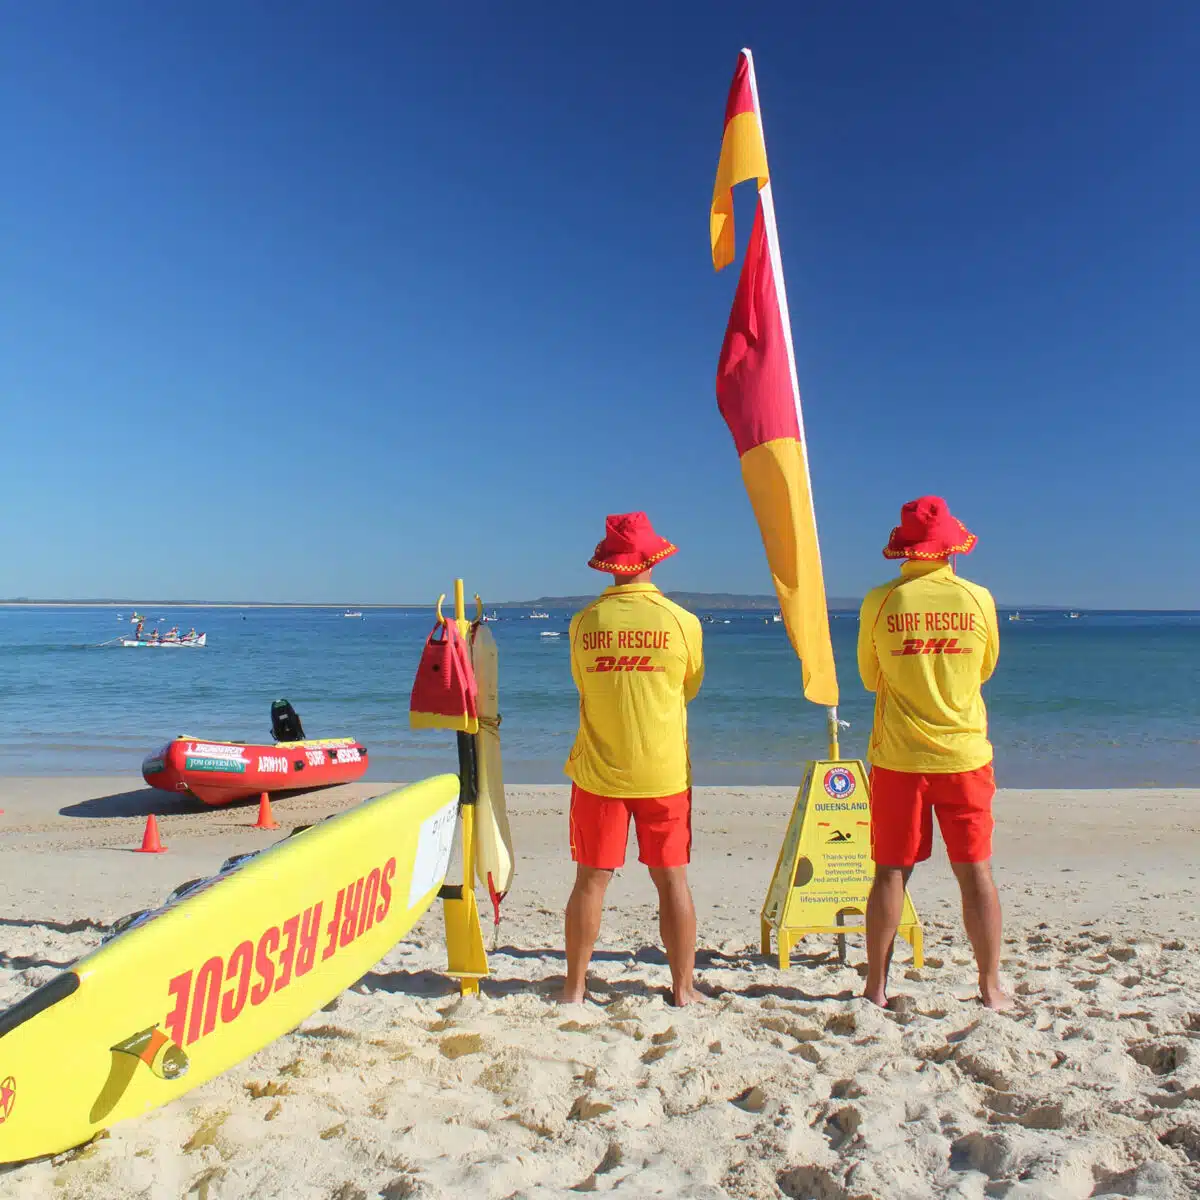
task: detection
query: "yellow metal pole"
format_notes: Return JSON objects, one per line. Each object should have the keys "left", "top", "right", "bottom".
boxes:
{"left": 453, "top": 579, "right": 467, "bottom": 635}
{"left": 454, "top": 579, "right": 475, "bottom": 932}
{"left": 448, "top": 577, "right": 486, "bottom": 994}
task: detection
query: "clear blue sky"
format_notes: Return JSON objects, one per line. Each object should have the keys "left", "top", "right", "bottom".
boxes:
{"left": 2, "top": 3, "right": 1196, "bottom": 607}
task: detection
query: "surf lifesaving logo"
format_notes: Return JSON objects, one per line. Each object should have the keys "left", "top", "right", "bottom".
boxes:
{"left": 164, "top": 855, "right": 397, "bottom": 1047}
{"left": 823, "top": 768, "right": 856, "bottom": 799}
{"left": 0, "top": 1076, "right": 15, "bottom": 1124}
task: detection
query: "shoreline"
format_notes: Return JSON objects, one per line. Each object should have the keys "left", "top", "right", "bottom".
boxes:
{"left": 3, "top": 760, "right": 1198, "bottom": 791}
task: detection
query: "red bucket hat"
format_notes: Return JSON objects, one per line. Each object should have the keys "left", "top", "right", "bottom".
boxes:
{"left": 588, "top": 512, "right": 678, "bottom": 575}
{"left": 883, "top": 496, "right": 977, "bottom": 560}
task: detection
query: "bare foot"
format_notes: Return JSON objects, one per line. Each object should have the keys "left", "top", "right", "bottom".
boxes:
{"left": 558, "top": 986, "right": 587, "bottom": 1005}
{"left": 980, "top": 980, "right": 1015, "bottom": 1012}
{"left": 668, "top": 985, "right": 704, "bottom": 1008}
{"left": 862, "top": 986, "right": 888, "bottom": 1008}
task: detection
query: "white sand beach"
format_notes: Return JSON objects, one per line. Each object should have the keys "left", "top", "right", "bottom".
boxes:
{"left": 1, "top": 779, "right": 1198, "bottom": 1199}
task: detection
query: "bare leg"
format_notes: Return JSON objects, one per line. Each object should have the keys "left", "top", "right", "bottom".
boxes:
{"left": 863, "top": 864, "right": 912, "bottom": 1007}
{"left": 562, "top": 866, "right": 613, "bottom": 1003}
{"left": 951, "top": 860, "right": 1012, "bottom": 1011}
{"left": 648, "top": 866, "right": 699, "bottom": 1006}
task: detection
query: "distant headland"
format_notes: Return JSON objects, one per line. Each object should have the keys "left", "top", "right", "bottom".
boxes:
{"left": 496, "top": 593, "right": 862, "bottom": 611}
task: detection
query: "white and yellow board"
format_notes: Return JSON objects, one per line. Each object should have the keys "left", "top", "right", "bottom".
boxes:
{"left": 0, "top": 774, "right": 459, "bottom": 1164}
{"left": 761, "top": 760, "right": 922, "bottom": 969}
{"left": 470, "top": 622, "right": 514, "bottom": 902}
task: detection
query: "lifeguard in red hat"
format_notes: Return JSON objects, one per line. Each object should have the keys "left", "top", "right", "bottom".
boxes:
{"left": 858, "top": 497, "right": 1011, "bottom": 1011}
{"left": 562, "top": 512, "right": 705, "bottom": 1007}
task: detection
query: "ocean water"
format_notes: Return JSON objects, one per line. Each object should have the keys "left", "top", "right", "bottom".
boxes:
{"left": 0, "top": 605, "right": 1197, "bottom": 789}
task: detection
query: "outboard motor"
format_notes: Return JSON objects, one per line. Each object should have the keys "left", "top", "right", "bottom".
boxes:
{"left": 270, "top": 699, "right": 305, "bottom": 743}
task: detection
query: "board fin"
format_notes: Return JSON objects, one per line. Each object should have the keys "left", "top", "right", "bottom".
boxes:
{"left": 90, "top": 1027, "right": 189, "bottom": 1123}
{"left": 112, "top": 1025, "right": 189, "bottom": 1081}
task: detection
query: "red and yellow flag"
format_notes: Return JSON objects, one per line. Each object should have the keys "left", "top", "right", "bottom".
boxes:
{"left": 710, "top": 53, "right": 768, "bottom": 271}
{"left": 712, "top": 50, "right": 839, "bottom": 708}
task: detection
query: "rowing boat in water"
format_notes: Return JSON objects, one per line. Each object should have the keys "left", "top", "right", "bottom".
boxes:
{"left": 121, "top": 634, "right": 207, "bottom": 648}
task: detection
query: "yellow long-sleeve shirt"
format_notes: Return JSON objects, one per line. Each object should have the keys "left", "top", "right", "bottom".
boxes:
{"left": 565, "top": 583, "right": 704, "bottom": 797}
{"left": 858, "top": 561, "right": 999, "bottom": 774}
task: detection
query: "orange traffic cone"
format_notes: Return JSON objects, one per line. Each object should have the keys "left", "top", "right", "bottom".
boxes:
{"left": 137, "top": 813, "right": 166, "bottom": 853}
{"left": 254, "top": 792, "right": 279, "bottom": 831}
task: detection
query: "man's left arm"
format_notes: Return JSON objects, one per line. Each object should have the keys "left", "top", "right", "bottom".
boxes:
{"left": 568, "top": 612, "right": 585, "bottom": 693}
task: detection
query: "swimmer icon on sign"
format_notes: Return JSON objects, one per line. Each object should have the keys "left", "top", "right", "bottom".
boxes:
{"left": 823, "top": 767, "right": 856, "bottom": 799}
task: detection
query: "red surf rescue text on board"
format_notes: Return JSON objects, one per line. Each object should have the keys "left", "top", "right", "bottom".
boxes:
{"left": 164, "top": 856, "right": 397, "bottom": 1046}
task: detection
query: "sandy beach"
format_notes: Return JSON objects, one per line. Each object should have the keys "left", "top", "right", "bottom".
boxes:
{"left": 1, "top": 779, "right": 1198, "bottom": 1199}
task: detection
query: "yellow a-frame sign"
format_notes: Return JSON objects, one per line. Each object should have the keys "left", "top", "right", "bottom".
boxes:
{"left": 761, "top": 759, "right": 923, "bottom": 969}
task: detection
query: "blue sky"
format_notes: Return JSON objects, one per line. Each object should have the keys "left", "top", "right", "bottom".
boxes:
{"left": 1, "top": 3, "right": 1196, "bottom": 607}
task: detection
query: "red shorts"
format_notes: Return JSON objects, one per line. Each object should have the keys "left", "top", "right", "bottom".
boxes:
{"left": 869, "top": 764, "right": 996, "bottom": 867}
{"left": 569, "top": 784, "right": 692, "bottom": 870}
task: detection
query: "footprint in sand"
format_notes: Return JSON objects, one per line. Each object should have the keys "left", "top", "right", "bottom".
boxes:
{"left": 777, "top": 1166, "right": 852, "bottom": 1200}
{"left": 1127, "top": 1041, "right": 1184, "bottom": 1076}
{"left": 822, "top": 1104, "right": 862, "bottom": 1150}
{"left": 730, "top": 1085, "right": 767, "bottom": 1113}
{"left": 1159, "top": 1124, "right": 1200, "bottom": 1163}
{"left": 949, "top": 1131, "right": 1013, "bottom": 1180}
{"left": 982, "top": 1090, "right": 1065, "bottom": 1130}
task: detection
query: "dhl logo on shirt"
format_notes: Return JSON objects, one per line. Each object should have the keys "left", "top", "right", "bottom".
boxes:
{"left": 586, "top": 655, "right": 665, "bottom": 673}
{"left": 164, "top": 856, "right": 397, "bottom": 1046}
{"left": 890, "top": 638, "right": 974, "bottom": 656}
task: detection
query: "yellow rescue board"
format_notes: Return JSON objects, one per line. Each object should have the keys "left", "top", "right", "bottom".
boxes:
{"left": 0, "top": 774, "right": 460, "bottom": 1164}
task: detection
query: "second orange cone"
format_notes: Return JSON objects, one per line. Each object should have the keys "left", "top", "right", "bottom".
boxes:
{"left": 137, "top": 813, "right": 167, "bottom": 853}
{"left": 254, "top": 792, "right": 279, "bottom": 831}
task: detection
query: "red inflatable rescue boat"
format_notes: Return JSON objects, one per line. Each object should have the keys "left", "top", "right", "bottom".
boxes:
{"left": 141, "top": 700, "right": 369, "bottom": 806}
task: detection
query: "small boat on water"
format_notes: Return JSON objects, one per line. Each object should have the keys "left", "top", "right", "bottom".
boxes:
{"left": 142, "top": 700, "right": 368, "bottom": 806}
{"left": 122, "top": 633, "right": 206, "bottom": 648}
{"left": 122, "top": 613, "right": 205, "bottom": 647}
{"left": 528, "top": 609, "right": 550, "bottom": 620}
{"left": 343, "top": 610, "right": 363, "bottom": 618}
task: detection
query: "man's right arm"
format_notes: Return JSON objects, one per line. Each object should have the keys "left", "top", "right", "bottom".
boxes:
{"left": 683, "top": 616, "right": 704, "bottom": 703}
{"left": 979, "top": 589, "right": 1000, "bottom": 682}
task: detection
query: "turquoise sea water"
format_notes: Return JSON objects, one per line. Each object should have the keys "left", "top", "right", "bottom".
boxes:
{"left": 0, "top": 606, "right": 1196, "bottom": 788}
